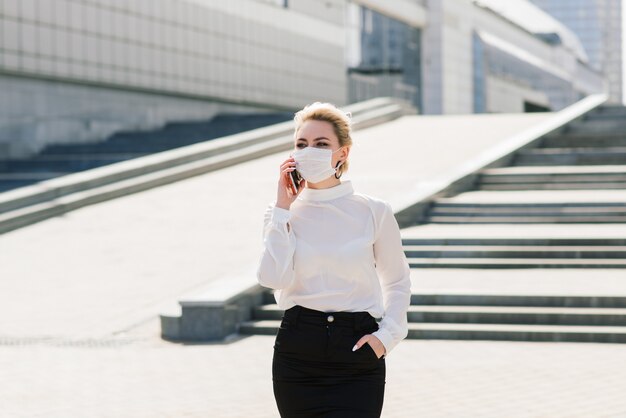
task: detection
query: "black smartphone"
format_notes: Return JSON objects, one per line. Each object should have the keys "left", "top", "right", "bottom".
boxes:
{"left": 289, "top": 168, "right": 303, "bottom": 194}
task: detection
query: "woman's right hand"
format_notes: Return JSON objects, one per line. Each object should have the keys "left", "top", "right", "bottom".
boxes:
{"left": 276, "top": 156, "right": 305, "bottom": 210}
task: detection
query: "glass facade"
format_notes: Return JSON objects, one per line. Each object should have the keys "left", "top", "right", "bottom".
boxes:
{"left": 345, "top": 4, "right": 422, "bottom": 111}
{"left": 529, "top": 0, "right": 623, "bottom": 103}
{"left": 473, "top": 30, "right": 584, "bottom": 112}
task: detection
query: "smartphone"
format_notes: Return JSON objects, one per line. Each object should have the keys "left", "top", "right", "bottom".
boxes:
{"left": 288, "top": 167, "right": 303, "bottom": 194}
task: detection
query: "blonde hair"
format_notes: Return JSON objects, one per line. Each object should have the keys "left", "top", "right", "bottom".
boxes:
{"left": 293, "top": 101, "right": 353, "bottom": 177}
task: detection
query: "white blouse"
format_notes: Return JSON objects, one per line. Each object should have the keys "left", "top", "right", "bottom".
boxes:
{"left": 256, "top": 180, "right": 412, "bottom": 357}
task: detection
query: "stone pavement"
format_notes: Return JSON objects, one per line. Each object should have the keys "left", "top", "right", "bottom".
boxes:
{"left": 2, "top": 323, "right": 626, "bottom": 417}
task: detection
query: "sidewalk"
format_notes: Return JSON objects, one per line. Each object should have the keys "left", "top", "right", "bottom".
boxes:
{"left": 2, "top": 327, "right": 625, "bottom": 417}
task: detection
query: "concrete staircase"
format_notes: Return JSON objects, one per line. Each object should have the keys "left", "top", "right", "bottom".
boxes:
{"left": 426, "top": 106, "right": 626, "bottom": 226}
{"left": 239, "top": 290, "right": 626, "bottom": 343}
{"left": 0, "top": 113, "right": 292, "bottom": 193}
{"left": 403, "top": 238, "right": 626, "bottom": 268}
{"left": 237, "top": 103, "right": 626, "bottom": 344}
{"left": 475, "top": 107, "right": 626, "bottom": 192}
{"left": 1, "top": 97, "right": 413, "bottom": 236}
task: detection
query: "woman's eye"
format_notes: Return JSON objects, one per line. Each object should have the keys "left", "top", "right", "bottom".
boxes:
{"left": 296, "top": 144, "right": 306, "bottom": 148}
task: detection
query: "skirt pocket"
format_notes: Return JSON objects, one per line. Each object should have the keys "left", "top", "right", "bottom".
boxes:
{"left": 273, "top": 318, "right": 292, "bottom": 351}
{"left": 363, "top": 341, "right": 381, "bottom": 360}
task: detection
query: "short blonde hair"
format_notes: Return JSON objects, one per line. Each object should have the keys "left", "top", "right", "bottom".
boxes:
{"left": 293, "top": 101, "right": 353, "bottom": 177}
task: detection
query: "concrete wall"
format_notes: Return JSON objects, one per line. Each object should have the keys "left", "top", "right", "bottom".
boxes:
{"left": 0, "top": 0, "right": 346, "bottom": 108}
{"left": 439, "top": 0, "right": 474, "bottom": 114}
{"left": 423, "top": 0, "right": 486, "bottom": 115}
{"left": 486, "top": 75, "right": 550, "bottom": 113}
{"left": 0, "top": 0, "right": 347, "bottom": 158}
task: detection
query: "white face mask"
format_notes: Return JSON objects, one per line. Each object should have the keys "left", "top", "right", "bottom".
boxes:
{"left": 291, "top": 146, "right": 345, "bottom": 183}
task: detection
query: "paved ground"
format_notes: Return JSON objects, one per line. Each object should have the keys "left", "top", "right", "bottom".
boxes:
{"left": 5, "top": 111, "right": 626, "bottom": 417}
{"left": 2, "top": 327, "right": 626, "bottom": 417}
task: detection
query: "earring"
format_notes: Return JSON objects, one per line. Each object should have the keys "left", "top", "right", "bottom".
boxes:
{"left": 334, "top": 161, "right": 343, "bottom": 179}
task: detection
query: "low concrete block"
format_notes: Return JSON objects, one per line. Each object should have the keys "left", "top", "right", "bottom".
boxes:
{"left": 159, "top": 272, "right": 265, "bottom": 342}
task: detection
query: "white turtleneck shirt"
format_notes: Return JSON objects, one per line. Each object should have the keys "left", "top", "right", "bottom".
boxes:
{"left": 256, "top": 179, "right": 412, "bottom": 357}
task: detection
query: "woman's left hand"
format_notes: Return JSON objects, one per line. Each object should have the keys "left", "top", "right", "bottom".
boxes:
{"left": 354, "top": 334, "right": 386, "bottom": 359}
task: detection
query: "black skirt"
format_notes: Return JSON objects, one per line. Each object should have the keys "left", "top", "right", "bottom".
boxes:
{"left": 272, "top": 304, "right": 386, "bottom": 418}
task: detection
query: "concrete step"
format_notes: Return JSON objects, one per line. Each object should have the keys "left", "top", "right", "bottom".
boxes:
{"left": 251, "top": 303, "right": 626, "bottom": 326}
{"left": 477, "top": 166, "right": 626, "bottom": 190}
{"left": 431, "top": 205, "right": 626, "bottom": 213}
{"left": 262, "top": 290, "right": 626, "bottom": 308}
{"left": 406, "top": 258, "right": 626, "bottom": 268}
{"left": 38, "top": 113, "right": 294, "bottom": 155}
{"left": 429, "top": 204, "right": 626, "bottom": 216}
{"left": 0, "top": 171, "right": 73, "bottom": 192}
{"left": 479, "top": 183, "right": 626, "bottom": 191}
{"left": 239, "top": 320, "right": 282, "bottom": 336}
{"left": 238, "top": 319, "right": 626, "bottom": 343}
{"left": 408, "top": 293, "right": 626, "bottom": 308}
{"left": 481, "top": 165, "right": 626, "bottom": 175}
{"left": 585, "top": 106, "right": 626, "bottom": 119}
{"left": 405, "top": 322, "right": 626, "bottom": 343}
{"left": 541, "top": 135, "right": 626, "bottom": 148}
{"left": 481, "top": 173, "right": 626, "bottom": 182}
{"left": 428, "top": 201, "right": 626, "bottom": 223}
{"left": 519, "top": 146, "right": 626, "bottom": 154}
{"left": 0, "top": 181, "right": 38, "bottom": 193}
{"left": 514, "top": 147, "right": 626, "bottom": 166}
{"left": 543, "top": 131, "right": 626, "bottom": 141}
{"left": 401, "top": 237, "right": 626, "bottom": 246}
{"left": 425, "top": 210, "right": 626, "bottom": 222}
{"left": 41, "top": 139, "right": 191, "bottom": 154}
{"left": 432, "top": 189, "right": 626, "bottom": 205}
{"left": 426, "top": 217, "right": 626, "bottom": 223}
{"left": 0, "top": 171, "right": 72, "bottom": 180}
{"left": 565, "top": 119, "right": 626, "bottom": 134}
{"left": 407, "top": 306, "right": 626, "bottom": 325}
{"left": 403, "top": 245, "right": 626, "bottom": 259}
{"left": 0, "top": 154, "right": 148, "bottom": 172}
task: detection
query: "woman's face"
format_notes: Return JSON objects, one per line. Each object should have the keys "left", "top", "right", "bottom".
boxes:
{"left": 294, "top": 120, "right": 347, "bottom": 169}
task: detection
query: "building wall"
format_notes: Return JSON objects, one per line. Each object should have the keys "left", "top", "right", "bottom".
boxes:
{"left": 285, "top": 0, "right": 346, "bottom": 25}
{"left": 0, "top": 0, "right": 346, "bottom": 157}
{"left": 486, "top": 75, "right": 550, "bottom": 113}
{"left": 439, "top": 0, "right": 474, "bottom": 114}
{"left": 421, "top": 0, "right": 444, "bottom": 114}
{"left": 0, "top": 0, "right": 346, "bottom": 108}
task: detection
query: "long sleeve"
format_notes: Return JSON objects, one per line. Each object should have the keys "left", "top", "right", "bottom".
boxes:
{"left": 370, "top": 201, "right": 412, "bottom": 357}
{"left": 256, "top": 202, "right": 297, "bottom": 289}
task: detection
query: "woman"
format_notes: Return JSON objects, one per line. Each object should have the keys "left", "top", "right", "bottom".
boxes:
{"left": 256, "top": 101, "right": 412, "bottom": 418}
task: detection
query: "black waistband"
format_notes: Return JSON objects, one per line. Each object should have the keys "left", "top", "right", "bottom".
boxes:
{"left": 283, "top": 304, "right": 378, "bottom": 332}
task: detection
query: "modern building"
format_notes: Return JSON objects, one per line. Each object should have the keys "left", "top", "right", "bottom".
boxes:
{"left": 468, "top": 0, "right": 606, "bottom": 113}
{"left": 0, "top": 0, "right": 606, "bottom": 159}
{"left": 529, "top": 0, "right": 624, "bottom": 104}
